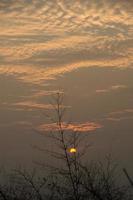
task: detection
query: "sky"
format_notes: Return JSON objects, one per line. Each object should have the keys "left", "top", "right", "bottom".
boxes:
{"left": 0, "top": 0, "right": 133, "bottom": 170}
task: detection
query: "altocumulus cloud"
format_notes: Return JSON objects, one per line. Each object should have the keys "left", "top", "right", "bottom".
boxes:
{"left": 0, "top": 0, "right": 132, "bottom": 86}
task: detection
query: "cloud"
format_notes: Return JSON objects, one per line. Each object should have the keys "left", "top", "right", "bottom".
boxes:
{"left": 0, "top": 0, "right": 132, "bottom": 85}
{"left": 0, "top": 57, "right": 131, "bottom": 86}
{"left": 96, "top": 85, "right": 127, "bottom": 93}
{"left": 38, "top": 121, "right": 102, "bottom": 133}
{"left": 0, "top": 0, "right": 132, "bottom": 34}
{"left": 106, "top": 108, "right": 133, "bottom": 121}
{"left": 12, "top": 101, "right": 53, "bottom": 111}
{"left": 0, "top": 0, "right": 132, "bottom": 89}
{"left": 28, "top": 90, "right": 62, "bottom": 99}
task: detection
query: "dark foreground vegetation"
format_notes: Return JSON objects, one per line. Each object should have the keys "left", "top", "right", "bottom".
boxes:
{"left": 0, "top": 93, "right": 132, "bottom": 200}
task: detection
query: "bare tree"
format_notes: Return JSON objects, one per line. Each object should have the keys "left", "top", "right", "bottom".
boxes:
{"left": 0, "top": 92, "right": 132, "bottom": 200}
{"left": 36, "top": 92, "right": 132, "bottom": 200}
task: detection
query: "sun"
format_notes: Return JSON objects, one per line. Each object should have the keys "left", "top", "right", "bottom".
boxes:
{"left": 69, "top": 148, "right": 77, "bottom": 153}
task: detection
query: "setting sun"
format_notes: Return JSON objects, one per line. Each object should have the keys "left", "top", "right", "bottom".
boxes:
{"left": 69, "top": 148, "right": 77, "bottom": 153}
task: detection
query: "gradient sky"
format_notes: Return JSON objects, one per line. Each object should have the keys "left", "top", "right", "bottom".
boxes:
{"left": 0, "top": 0, "right": 133, "bottom": 170}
